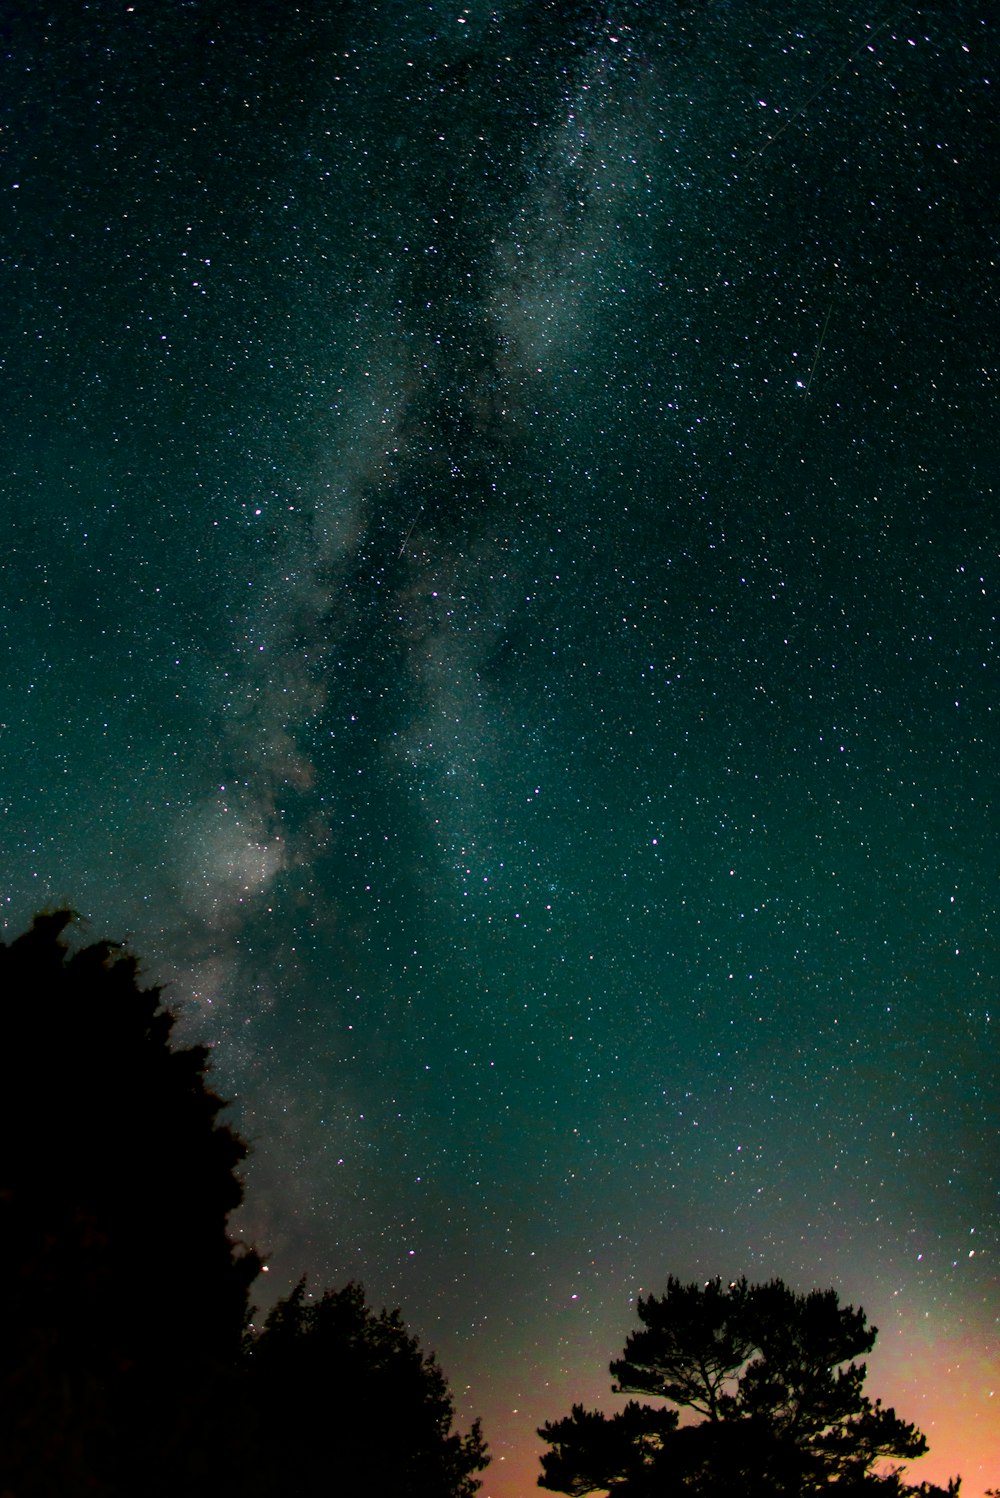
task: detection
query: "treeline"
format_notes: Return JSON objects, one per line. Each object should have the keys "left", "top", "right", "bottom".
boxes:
{"left": 0, "top": 914, "right": 487, "bottom": 1497}
{"left": 0, "top": 915, "right": 969, "bottom": 1497}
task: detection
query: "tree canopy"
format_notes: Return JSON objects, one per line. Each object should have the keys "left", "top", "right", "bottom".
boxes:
{"left": 241, "top": 1280, "right": 489, "bottom": 1498}
{"left": 0, "top": 911, "right": 260, "bottom": 1495}
{"left": 539, "top": 1276, "right": 959, "bottom": 1498}
{"left": 0, "top": 912, "right": 487, "bottom": 1497}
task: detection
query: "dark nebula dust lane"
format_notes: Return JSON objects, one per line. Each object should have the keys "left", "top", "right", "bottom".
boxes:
{"left": 1, "top": 2, "right": 997, "bottom": 1493}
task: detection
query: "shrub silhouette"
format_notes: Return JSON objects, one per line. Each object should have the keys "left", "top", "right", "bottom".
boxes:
{"left": 242, "top": 1279, "right": 489, "bottom": 1497}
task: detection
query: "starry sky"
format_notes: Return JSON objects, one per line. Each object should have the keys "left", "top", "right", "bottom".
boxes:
{"left": 1, "top": 1, "right": 997, "bottom": 1492}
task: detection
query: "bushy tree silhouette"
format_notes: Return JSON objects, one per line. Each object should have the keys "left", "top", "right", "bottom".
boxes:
{"left": 0, "top": 911, "right": 260, "bottom": 1495}
{"left": 241, "top": 1280, "right": 489, "bottom": 1497}
{"left": 539, "top": 1277, "right": 959, "bottom": 1498}
{"left": 0, "top": 912, "right": 489, "bottom": 1497}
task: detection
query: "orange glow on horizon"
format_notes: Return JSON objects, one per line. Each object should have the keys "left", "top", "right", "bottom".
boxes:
{"left": 474, "top": 1332, "right": 999, "bottom": 1498}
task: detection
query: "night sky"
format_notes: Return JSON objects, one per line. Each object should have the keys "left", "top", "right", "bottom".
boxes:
{"left": 2, "top": 2, "right": 997, "bottom": 1492}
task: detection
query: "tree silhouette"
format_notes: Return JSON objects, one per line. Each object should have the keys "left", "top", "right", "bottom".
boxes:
{"left": 0, "top": 912, "right": 489, "bottom": 1497}
{"left": 239, "top": 1279, "right": 489, "bottom": 1497}
{"left": 539, "top": 1277, "right": 959, "bottom": 1498}
{"left": 0, "top": 911, "right": 259, "bottom": 1495}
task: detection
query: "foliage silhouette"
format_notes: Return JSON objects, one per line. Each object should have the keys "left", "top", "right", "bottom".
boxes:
{"left": 0, "top": 911, "right": 260, "bottom": 1495}
{"left": 539, "top": 1276, "right": 959, "bottom": 1498}
{"left": 240, "top": 1279, "right": 489, "bottom": 1497}
{"left": 0, "top": 912, "right": 488, "bottom": 1497}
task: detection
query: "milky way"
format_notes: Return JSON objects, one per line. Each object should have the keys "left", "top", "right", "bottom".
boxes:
{"left": 2, "top": 3, "right": 997, "bottom": 1492}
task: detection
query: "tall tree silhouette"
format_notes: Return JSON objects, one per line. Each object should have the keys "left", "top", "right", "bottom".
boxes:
{"left": 0, "top": 911, "right": 259, "bottom": 1495}
{"left": 539, "top": 1277, "right": 959, "bottom": 1498}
